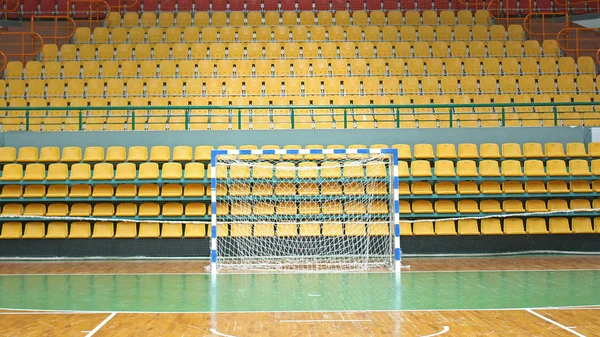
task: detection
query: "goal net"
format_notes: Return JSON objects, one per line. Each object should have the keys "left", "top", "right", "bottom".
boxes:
{"left": 209, "top": 148, "right": 401, "bottom": 273}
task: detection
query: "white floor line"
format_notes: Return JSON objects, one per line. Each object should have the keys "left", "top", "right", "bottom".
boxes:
{"left": 280, "top": 319, "right": 372, "bottom": 323}
{"left": 525, "top": 309, "right": 587, "bottom": 337}
{"left": 1, "top": 305, "right": 600, "bottom": 315}
{"left": 84, "top": 312, "right": 117, "bottom": 337}
{"left": 209, "top": 328, "right": 238, "bottom": 337}
{"left": 419, "top": 326, "right": 450, "bottom": 337}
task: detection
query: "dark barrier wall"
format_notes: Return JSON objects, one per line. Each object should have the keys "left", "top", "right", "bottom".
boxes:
{"left": 0, "top": 127, "right": 592, "bottom": 149}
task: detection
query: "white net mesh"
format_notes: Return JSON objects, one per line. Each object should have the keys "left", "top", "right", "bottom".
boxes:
{"left": 213, "top": 151, "right": 395, "bottom": 272}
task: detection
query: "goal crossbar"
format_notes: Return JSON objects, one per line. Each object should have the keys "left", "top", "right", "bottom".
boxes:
{"left": 210, "top": 147, "right": 401, "bottom": 273}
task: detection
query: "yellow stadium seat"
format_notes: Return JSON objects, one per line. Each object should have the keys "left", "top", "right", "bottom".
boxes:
{"left": 410, "top": 160, "right": 432, "bottom": 178}
{"left": 546, "top": 160, "right": 568, "bottom": 176}
{"left": 92, "top": 185, "right": 113, "bottom": 197}
{"left": 0, "top": 185, "right": 22, "bottom": 198}
{"left": 413, "top": 222, "right": 434, "bottom": 236}
{"left": 0, "top": 222, "right": 23, "bottom": 239}
{"left": 137, "top": 223, "right": 159, "bottom": 238}
{"left": 69, "top": 163, "right": 91, "bottom": 180}
{"left": 114, "top": 222, "right": 137, "bottom": 238}
{"left": 21, "top": 164, "right": 44, "bottom": 181}
{"left": 434, "top": 160, "right": 456, "bottom": 177}
{"left": 572, "top": 218, "right": 594, "bottom": 234}
{"left": 137, "top": 184, "right": 159, "bottom": 197}
{"left": 115, "top": 163, "right": 136, "bottom": 180}
{"left": 456, "top": 219, "right": 478, "bottom": 235}
{"left": 91, "top": 203, "right": 114, "bottom": 217}
{"left": 91, "top": 222, "right": 114, "bottom": 238}
{"left": 524, "top": 218, "right": 548, "bottom": 234}
{"left": 411, "top": 182, "right": 432, "bottom": 195}
{"left": 435, "top": 200, "right": 457, "bottom": 213}
{"left": 90, "top": 163, "right": 113, "bottom": 181}
{"left": 503, "top": 200, "right": 525, "bottom": 213}
{"left": 481, "top": 219, "right": 502, "bottom": 235}
{"left": 46, "top": 185, "right": 68, "bottom": 198}
{"left": 503, "top": 219, "right": 525, "bottom": 234}
{"left": 68, "top": 222, "right": 91, "bottom": 239}
{"left": 435, "top": 220, "right": 457, "bottom": 235}
{"left": 22, "top": 222, "right": 45, "bottom": 239}
{"left": 138, "top": 163, "right": 159, "bottom": 180}
{"left": 549, "top": 217, "right": 571, "bottom": 234}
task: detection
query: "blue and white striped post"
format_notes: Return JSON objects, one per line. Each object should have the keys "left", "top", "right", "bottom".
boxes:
{"left": 210, "top": 149, "right": 228, "bottom": 274}
{"left": 209, "top": 147, "right": 401, "bottom": 273}
{"left": 382, "top": 148, "right": 401, "bottom": 273}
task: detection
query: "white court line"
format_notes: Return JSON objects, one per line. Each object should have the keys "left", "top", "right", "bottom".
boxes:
{"left": 280, "top": 319, "right": 372, "bottom": 323}
{"left": 209, "top": 328, "right": 238, "bottom": 337}
{"left": 419, "top": 326, "right": 450, "bottom": 337}
{"left": 1, "top": 305, "right": 600, "bottom": 314}
{"left": 84, "top": 312, "right": 117, "bottom": 337}
{"left": 526, "top": 309, "right": 587, "bottom": 337}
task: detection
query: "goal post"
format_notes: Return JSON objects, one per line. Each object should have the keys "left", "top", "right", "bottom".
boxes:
{"left": 210, "top": 147, "right": 400, "bottom": 273}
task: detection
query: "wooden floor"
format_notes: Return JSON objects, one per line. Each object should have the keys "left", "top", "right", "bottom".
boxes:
{"left": 1, "top": 308, "right": 599, "bottom": 336}
{"left": 1, "top": 256, "right": 599, "bottom": 336}
{"left": 1, "top": 255, "right": 600, "bottom": 274}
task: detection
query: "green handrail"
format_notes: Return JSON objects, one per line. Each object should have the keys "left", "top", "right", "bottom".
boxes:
{"left": 1, "top": 101, "right": 600, "bottom": 131}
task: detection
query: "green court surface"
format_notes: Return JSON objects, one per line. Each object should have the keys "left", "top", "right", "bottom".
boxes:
{"left": 0, "top": 270, "right": 598, "bottom": 312}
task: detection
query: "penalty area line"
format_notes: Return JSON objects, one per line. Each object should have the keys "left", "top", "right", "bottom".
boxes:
{"left": 84, "top": 312, "right": 117, "bottom": 337}
{"left": 525, "top": 309, "right": 587, "bottom": 337}
{"left": 419, "top": 326, "right": 450, "bottom": 337}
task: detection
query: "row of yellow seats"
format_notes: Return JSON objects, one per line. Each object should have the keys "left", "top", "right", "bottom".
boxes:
{"left": 0, "top": 202, "right": 207, "bottom": 217}
{"left": 7, "top": 63, "right": 593, "bottom": 97}
{"left": 395, "top": 198, "right": 600, "bottom": 214}
{"left": 1, "top": 216, "right": 597, "bottom": 240}
{"left": 105, "top": 10, "right": 491, "bottom": 28}
{"left": 1, "top": 179, "right": 597, "bottom": 199}
{"left": 0, "top": 183, "right": 206, "bottom": 198}
{"left": 2, "top": 142, "right": 599, "bottom": 164}
{"left": 398, "top": 180, "right": 599, "bottom": 195}
{"left": 3, "top": 76, "right": 597, "bottom": 101}
{"left": 0, "top": 221, "right": 206, "bottom": 239}
{"left": 0, "top": 162, "right": 206, "bottom": 181}
{"left": 2, "top": 158, "right": 600, "bottom": 182}
{"left": 398, "top": 159, "right": 600, "bottom": 177}
{"left": 74, "top": 23, "right": 522, "bottom": 46}
{"left": 216, "top": 159, "right": 600, "bottom": 178}
{"left": 404, "top": 217, "right": 600, "bottom": 235}
{"left": 214, "top": 217, "right": 599, "bottom": 236}
{"left": 15, "top": 55, "right": 594, "bottom": 83}
{"left": 39, "top": 39, "right": 559, "bottom": 63}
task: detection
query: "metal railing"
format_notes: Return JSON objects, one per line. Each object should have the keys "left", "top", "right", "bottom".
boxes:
{"left": 0, "top": 32, "right": 44, "bottom": 64}
{"left": 68, "top": 0, "right": 110, "bottom": 29}
{"left": 0, "top": 0, "right": 19, "bottom": 19}
{"left": 0, "top": 101, "right": 598, "bottom": 132}
{"left": 557, "top": 27, "right": 600, "bottom": 59}
{"left": 109, "top": 0, "right": 139, "bottom": 12}
{"left": 30, "top": 15, "right": 77, "bottom": 46}
{"left": 523, "top": 12, "right": 569, "bottom": 41}
{"left": 0, "top": 50, "right": 6, "bottom": 74}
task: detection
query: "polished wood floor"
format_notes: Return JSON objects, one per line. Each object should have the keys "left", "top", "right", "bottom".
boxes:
{"left": 1, "top": 257, "right": 599, "bottom": 336}
{"left": 1, "top": 256, "right": 600, "bottom": 274}
{"left": 0, "top": 309, "right": 599, "bottom": 337}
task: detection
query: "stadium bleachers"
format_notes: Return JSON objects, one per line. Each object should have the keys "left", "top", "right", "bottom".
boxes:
{"left": 1, "top": 6, "right": 599, "bottom": 131}
{"left": 1, "top": 142, "right": 599, "bottom": 239}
